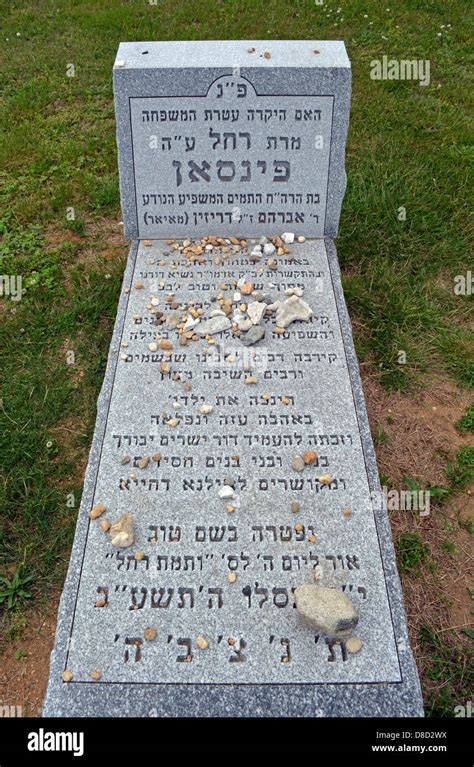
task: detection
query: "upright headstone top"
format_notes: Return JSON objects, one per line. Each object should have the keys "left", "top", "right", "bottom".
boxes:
{"left": 113, "top": 40, "right": 351, "bottom": 240}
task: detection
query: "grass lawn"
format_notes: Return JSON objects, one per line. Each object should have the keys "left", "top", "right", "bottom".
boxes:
{"left": 0, "top": 0, "right": 472, "bottom": 715}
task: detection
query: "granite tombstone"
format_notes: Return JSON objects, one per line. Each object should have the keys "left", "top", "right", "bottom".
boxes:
{"left": 113, "top": 40, "right": 350, "bottom": 240}
{"left": 44, "top": 40, "right": 424, "bottom": 717}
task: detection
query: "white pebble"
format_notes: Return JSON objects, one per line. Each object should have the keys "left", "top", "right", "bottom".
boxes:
{"left": 183, "top": 316, "right": 200, "bottom": 331}
{"left": 218, "top": 485, "right": 234, "bottom": 499}
{"left": 237, "top": 275, "right": 253, "bottom": 288}
{"left": 281, "top": 232, "right": 295, "bottom": 244}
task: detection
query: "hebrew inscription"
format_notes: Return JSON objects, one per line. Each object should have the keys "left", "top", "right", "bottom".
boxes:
{"left": 63, "top": 239, "right": 401, "bottom": 685}
{"left": 129, "top": 76, "right": 333, "bottom": 238}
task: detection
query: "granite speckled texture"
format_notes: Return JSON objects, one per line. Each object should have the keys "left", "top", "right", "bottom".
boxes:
{"left": 43, "top": 239, "right": 423, "bottom": 717}
{"left": 113, "top": 41, "right": 350, "bottom": 240}
{"left": 44, "top": 40, "right": 423, "bottom": 717}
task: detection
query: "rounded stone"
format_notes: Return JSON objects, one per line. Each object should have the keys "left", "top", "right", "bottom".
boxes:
{"left": 294, "top": 584, "right": 358, "bottom": 637}
{"left": 89, "top": 504, "right": 106, "bottom": 520}
{"left": 346, "top": 636, "right": 363, "bottom": 654}
{"left": 319, "top": 474, "right": 333, "bottom": 485}
{"left": 196, "top": 635, "right": 209, "bottom": 649}
{"left": 218, "top": 485, "right": 234, "bottom": 499}
{"left": 292, "top": 455, "right": 305, "bottom": 472}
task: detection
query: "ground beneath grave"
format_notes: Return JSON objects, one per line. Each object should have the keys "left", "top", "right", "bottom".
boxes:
{"left": 0, "top": 597, "right": 59, "bottom": 717}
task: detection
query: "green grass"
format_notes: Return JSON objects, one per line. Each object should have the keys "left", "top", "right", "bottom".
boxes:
{"left": 420, "top": 624, "right": 473, "bottom": 717}
{"left": 399, "top": 458, "right": 471, "bottom": 511}
{"left": 456, "top": 402, "right": 474, "bottom": 434}
{"left": 0, "top": 0, "right": 472, "bottom": 713}
{"left": 446, "top": 446, "right": 474, "bottom": 490}
{"left": 373, "top": 424, "right": 390, "bottom": 446}
{"left": 0, "top": 214, "right": 125, "bottom": 601}
{"left": 0, "top": 561, "right": 34, "bottom": 610}
{"left": 396, "top": 532, "right": 429, "bottom": 574}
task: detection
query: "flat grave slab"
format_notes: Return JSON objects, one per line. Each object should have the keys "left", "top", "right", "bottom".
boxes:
{"left": 44, "top": 238, "right": 423, "bottom": 716}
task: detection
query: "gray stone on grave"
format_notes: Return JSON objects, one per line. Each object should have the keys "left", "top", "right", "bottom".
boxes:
{"left": 113, "top": 40, "right": 351, "bottom": 240}
{"left": 44, "top": 41, "right": 423, "bottom": 718}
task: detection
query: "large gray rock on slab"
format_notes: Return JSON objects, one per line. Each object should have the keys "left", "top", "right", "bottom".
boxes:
{"left": 294, "top": 583, "right": 358, "bottom": 636}
{"left": 113, "top": 40, "right": 351, "bottom": 240}
{"left": 247, "top": 301, "right": 266, "bottom": 325}
{"left": 239, "top": 324, "right": 265, "bottom": 346}
{"left": 195, "top": 315, "right": 231, "bottom": 335}
{"left": 43, "top": 239, "right": 424, "bottom": 717}
{"left": 275, "top": 294, "right": 313, "bottom": 327}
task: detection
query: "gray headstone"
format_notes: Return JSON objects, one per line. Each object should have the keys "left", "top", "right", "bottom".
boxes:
{"left": 113, "top": 41, "right": 351, "bottom": 240}
{"left": 44, "top": 40, "right": 423, "bottom": 717}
